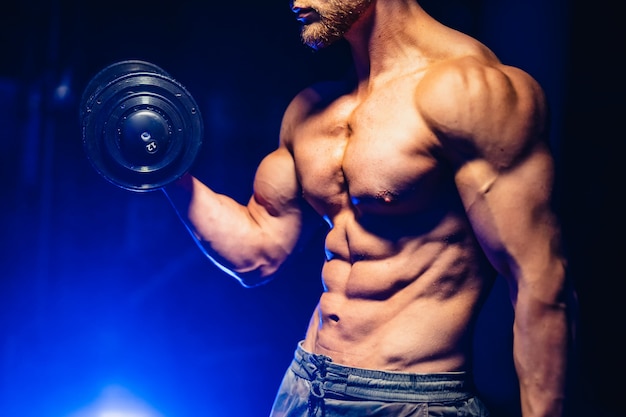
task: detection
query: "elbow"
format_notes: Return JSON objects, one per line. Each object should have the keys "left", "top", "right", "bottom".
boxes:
{"left": 228, "top": 251, "right": 287, "bottom": 288}
{"left": 196, "top": 234, "right": 292, "bottom": 288}
{"left": 204, "top": 257, "right": 281, "bottom": 288}
{"left": 234, "top": 269, "right": 277, "bottom": 288}
{"left": 507, "top": 255, "right": 569, "bottom": 306}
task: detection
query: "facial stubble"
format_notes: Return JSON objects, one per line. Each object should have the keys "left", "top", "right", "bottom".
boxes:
{"left": 300, "top": 0, "right": 373, "bottom": 50}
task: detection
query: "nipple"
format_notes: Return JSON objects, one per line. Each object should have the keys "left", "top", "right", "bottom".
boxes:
{"left": 376, "top": 190, "right": 397, "bottom": 204}
{"left": 350, "top": 190, "right": 400, "bottom": 210}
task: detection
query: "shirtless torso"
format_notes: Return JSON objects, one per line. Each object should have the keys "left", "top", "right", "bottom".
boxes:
{"left": 291, "top": 65, "right": 497, "bottom": 372}
{"left": 280, "top": 28, "right": 537, "bottom": 374}
{"left": 165, "top": 1, "right": 571, "bottom": 415}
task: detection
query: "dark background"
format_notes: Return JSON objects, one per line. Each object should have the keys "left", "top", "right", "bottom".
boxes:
{"left": 0, "top": 0, "right": 623, "bottom": 416}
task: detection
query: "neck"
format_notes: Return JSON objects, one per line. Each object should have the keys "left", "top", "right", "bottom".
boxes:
{"left": 343, "top": 0, "right": 439, "bottom": 91}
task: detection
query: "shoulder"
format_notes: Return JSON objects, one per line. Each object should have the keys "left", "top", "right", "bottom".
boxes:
{"left": 416, "top": 55, "right": 546, "bottom": 123}
{"left": 279, "top": 78, "right": 353, "bottom": 149}
{"left": 416, "top": 55, "right": 548, "bottom": 168}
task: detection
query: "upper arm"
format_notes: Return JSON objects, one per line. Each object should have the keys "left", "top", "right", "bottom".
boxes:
{"left": 244, "top": 89, "right": 323, "bottom": 269}
{"left": 417, "top": 57, "right": 566, "bottom": 303}
{"left": 178, "top": 93, "right": 316, "bottom": 286}
{"left": 247, "top": 145, "right": 304, "bottom": 257}
{"left": 457, "top": 144, "right": 566, "bottom": 305}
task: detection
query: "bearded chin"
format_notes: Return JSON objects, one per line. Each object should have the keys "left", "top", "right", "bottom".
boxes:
{"left": 300, "top": 0, "right": 368, "bottom": 51}
{"left": 300, "top": 23, "right": 345, "bottom": 50}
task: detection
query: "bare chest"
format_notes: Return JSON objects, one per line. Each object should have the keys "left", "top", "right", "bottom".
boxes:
{"left": 292, "top": 85, "right": 447, "bottom": 216}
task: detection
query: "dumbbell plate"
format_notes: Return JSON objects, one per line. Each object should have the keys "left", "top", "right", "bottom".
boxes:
{"left": 80, "top": 60, "right": 171, "bottom": 118}
{"left": 81, "top": 60, "right": 203, "bottom": 192}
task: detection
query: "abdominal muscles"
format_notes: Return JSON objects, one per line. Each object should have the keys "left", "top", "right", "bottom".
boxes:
{"left": 303, "top": 206, "right": 495, "bottom": 373}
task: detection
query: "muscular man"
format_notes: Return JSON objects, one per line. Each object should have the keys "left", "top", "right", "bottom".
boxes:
{"left": 164, "top": 1, "right": 574, "bottom": 416}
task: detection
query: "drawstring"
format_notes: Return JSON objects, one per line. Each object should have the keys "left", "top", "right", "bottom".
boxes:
{"left": 306, "top": 354, "right": 330, "bottom": 416}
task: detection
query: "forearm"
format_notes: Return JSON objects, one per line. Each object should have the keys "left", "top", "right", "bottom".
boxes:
{"left": 513, "top": 288, "right": 572, "bottom": 417}
{"left": 163, "top": 174, "right": 290, "bottom": 285}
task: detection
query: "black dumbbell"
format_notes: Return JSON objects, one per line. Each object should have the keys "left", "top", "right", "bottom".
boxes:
{"left": 80, "top": 60, "right": 203, "bottom": 192}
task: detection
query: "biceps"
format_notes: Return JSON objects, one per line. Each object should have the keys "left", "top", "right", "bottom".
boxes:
{"left": 248, "top": 148, "right": 304, "bottom": 250}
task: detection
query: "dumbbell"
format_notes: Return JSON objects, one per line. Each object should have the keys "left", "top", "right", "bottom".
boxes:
{"left": 80, "top": 60, "right": 203, "bottom": 192}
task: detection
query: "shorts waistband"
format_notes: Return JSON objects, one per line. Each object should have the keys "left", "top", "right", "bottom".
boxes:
{"left": 291, "top": 342, "right": 474, "bottom": 403}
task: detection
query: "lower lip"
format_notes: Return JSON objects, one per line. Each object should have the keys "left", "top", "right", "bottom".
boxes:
{"left": 296, "top": 10, "right": 317, "bottom": 23}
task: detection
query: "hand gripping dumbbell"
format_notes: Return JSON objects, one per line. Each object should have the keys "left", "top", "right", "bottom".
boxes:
{"left": 80, "top": 60, "right": 203, "bottom": 191}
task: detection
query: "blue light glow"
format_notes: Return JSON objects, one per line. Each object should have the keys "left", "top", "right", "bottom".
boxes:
{"left": 66, "top": 385, "right": 164, "bottom": 417}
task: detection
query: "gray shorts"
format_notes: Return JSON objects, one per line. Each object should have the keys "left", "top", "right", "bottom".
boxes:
{"left": 269, "top": 342, "right": 490, "bottom": 417}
